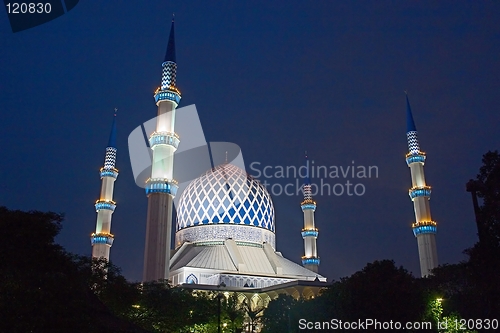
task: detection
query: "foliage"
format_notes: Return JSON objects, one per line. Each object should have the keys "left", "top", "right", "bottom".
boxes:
{"left": 326, "top": 260, "right": 426, "bottom": 324}
{"left": 242, "top": 298, "right": 265, "bottom": 333}
{"left": 0, "top": 206, "right": 146, "bottom": 332}
{"left": 261, "top": 260, "right": 427, "bottom": 333}
{"left": 222, "top": 293, "right": 245, "bottom": 332}
{"left": 426, "top": 151, "right": 500, "bottom": 328}
{"left": 474, "top": 150, "right": 500, "bottom": 246}
{"left": 128, "top": 281, "right": 218, "bottom": 332}
{"left": 428, "top": 151, "right": 500, "bottom": 322}
{"left": 260, "top": 294, "right": 297, "bottom": 333}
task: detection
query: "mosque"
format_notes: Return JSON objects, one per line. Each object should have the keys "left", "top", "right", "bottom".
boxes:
{"left": 90, "top": 19, "right": 438, "bottom": 308}
{"left": 90, "top": 20, "right": 327, "bottom": 304}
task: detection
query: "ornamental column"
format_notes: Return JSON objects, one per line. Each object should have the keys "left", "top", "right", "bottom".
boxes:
{"left": 301, "top": 153, "right": 320, "bottom": 273}
{"left": 405, "top": 94, "right": 438, "bottom": 277}
{"left": 91, "top": 111, "right": 118, "bottom": 261}
{"left": 143, "top": 18, "right": 182, "bottom": 282}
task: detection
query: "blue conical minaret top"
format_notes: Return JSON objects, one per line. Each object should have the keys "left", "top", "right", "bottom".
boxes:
{"left": 406, "top": 93, "right": 417, "bottom": 133}
{"left": 157, "top": 16, "right": 180, "bottom": 96}
{"left": 107, "top": 110, "right": 117, "bottom": 148}
{"left": 405, "top": 93, "right": 421, "bottom": 155}
{"left": 164, "top": 17, "right": 176, "bottom": 63}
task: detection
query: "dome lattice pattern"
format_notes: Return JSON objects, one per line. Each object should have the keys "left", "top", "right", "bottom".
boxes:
{"left": 176, "top": 164, "right": 275, "bottom": 233}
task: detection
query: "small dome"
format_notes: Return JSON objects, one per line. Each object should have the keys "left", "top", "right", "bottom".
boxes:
{"left": 175, "top": 164, "right": 275, "bottom": 248}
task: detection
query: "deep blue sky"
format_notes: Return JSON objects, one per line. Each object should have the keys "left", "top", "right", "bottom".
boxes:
{"left": 1, "top": 1, "right": 499, "bottom": 282}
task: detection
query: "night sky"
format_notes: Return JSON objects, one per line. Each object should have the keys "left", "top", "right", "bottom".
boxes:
{"left": 2, "top": 1, "right": 499, "bottom": 282}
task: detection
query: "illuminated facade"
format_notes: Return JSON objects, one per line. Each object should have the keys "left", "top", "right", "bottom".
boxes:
{"left": 301, "top": 154, "right": 319, "bottom": 273}
{"left": 405, "top": 95, "right": 438, "bottom": 277}
{"left": 138, "top": 21, "right": 326, "bottom": 303}
{"left": 91, "top": 112, "right": 118, "bottom": 261}
{"left": 143, "top": 19, "right": 181, "bottom": 282}
{"left": 175, "top": 163, "right": 275, "bottom": 248}
{"left": 170, "top": 163, "right": 326, "bottom": 288}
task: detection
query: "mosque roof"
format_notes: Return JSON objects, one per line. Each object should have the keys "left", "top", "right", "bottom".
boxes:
{"left": 170, "top": 240, "right": 323, "bottom": 280}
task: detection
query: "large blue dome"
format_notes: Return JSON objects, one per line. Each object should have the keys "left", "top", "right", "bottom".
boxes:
{"left": 175, "top": 163, "right": 276, "bottom": 249}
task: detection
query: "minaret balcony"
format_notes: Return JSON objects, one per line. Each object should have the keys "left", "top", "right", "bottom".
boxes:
{"left": 301, "top": 228, "right": 319, "bottom": 238}
{"left": 301, "top": 199, "right": 317, "bottom": 211}
{"left": 301, "top": 256, "right": 320, "bottom": 266}
{"left": 91, "top": 232, "right": 114, "bottom": 246}
{"left": 100, "top": 167, "right": 119, "bottom": 179}
{"left": 412, "top": 221, "right": 437, "bottom": 236}
{"left": 409, "top": 186, "right": 431, "bottom": 200}
{"left": 405, "top": 152, "right": 426, "bottom": 165}
{"left": 145, "top": 178, "right": 179, "bottom": 196}
{"left": 149, "top": 131, "right": 180, "bottom": 149}
{"left": 95, "top": 200, "right": 116, "bottom": 212}
{"left": 154, "top": 86, "right": 181, "bottom": 105}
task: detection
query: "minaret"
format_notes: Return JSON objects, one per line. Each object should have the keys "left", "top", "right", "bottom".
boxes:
{"left": 91, "top": 111, "right": 118, "bottom": 261}
{"left": 405, "top": 94, "right": 438, "bottom": 277}
{"left": 301, "top": 153, "right": 320, "bottom": 273}
{"left": 143, "top": 18, "right": 181, "bottom": 282}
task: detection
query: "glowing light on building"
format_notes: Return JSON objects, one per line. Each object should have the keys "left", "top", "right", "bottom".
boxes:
{"left": 143, "top": 19, "right": 183, "bottom": 282}
{"left": 91, "top": 111, "right": 118, "bottom": 261}
{"left": 405, "top": 94, "right": 438, "bottom": 277}
{"left": 300, "top": 153, "right": 320, "bottom": 273}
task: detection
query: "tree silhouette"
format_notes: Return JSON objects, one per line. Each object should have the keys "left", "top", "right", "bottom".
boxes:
{"left": 261, "top": 294, "right": 297, "bottom": 333}
{"left": 0, "top": 206, "right": 147, "bottom": 332}
{"left": 430, "top": 151, "right": 500, "bottom": 323}
{"left": 473, "top": 150, "right": 500, "bottom": 246}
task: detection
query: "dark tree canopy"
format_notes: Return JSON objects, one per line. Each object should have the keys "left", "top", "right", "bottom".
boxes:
{"left": 262, "top": 260, "right": 428, "bottom": 333}
{"left": 429, "top": 151, "right": 500, "bottom": 323}
{"left": 475, "top": 150, "right": 500, "bottom": 246}
{"left": 325, "top": 260, "right": 425, "bottom": 324}
{"left": 0, "top": 207, "right": 146, "bottom": 333}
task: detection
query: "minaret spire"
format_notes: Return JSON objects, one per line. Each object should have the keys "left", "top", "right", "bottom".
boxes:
{"left": 164, "top": 17, "right": 176, "bottom": 63}
{"left": 404, "top": 94, "right": 438, "bottom": 277}
{"left": 301, "top": 152, "right": 320, "bottom": 273}
{"left": 144, "top": 20, "right": 182, "bottom": 282}
{"left": 406, "top": 92, "right": 421, "bottom": 154}
{"left": 91, "top": 111, "right": 119, "bottom": 261}
{"left": 406, "top": 93, "right": 417, "bottom": 133}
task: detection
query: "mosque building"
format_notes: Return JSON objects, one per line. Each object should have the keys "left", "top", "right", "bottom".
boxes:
{"left": 90, "top": 19, "right": 438, "bottom": 305}
{"left": 141, "top": 20, "right": 328, "bottom": 299}
{"left": 89, "top": 19, "right": 327, "bottom": 305}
